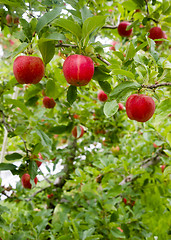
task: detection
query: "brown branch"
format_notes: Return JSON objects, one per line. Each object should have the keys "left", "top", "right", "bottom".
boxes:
{"left": 119, "top": 148, "right": 163, "bottom": 185}
{"left": 97, "top": 55, "right": 111, "bottom": 66}
{"left": 55, "top": 43, "right": 77, "bottom": 48}
{"left": 144, "top": 0, "right": 149, "bottom": 16}
{"left": 102, "top": 24, "right": 118, "bottom": 29}
{"left": 141, "top": 82, "right": 171, "bottom": 89}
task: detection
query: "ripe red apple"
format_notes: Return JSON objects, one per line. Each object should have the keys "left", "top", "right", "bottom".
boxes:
{"left": 43, "top": 96, "right": 56, "bottom": 109}
{"left": 109, "top": 41, "right": 118, "bottom": 51}
{"left": 160, "top": 165, "right": 166, "bottom": 173}
{"left": 118, "top": 21, "right": 133, "bottom": 37}
{"left": 13, "top": 56, "right": 45, "bottom": 84}
{"left": 73, "top": 114, "right": 80, "bottom": 119}
{"left": 72, "top": 125, "right": 84, "bottom": 139}
{"left": 118, "top": 103, "right": 124, "bottom": 110}
{"left": 126, "top": 94, "right": 155, "bottom": 122}
{"left": 6, "top": 14, "right": 13, "bottom": 25}
{"left": 98, "top": 90, "right": 108, "bottom": 102}
{"left": 21, "top": 173, "right": 38, "bottom": 189}
{"left": 148, "top": 26, "right": 165, "bottom": 44}
{"left": 63, "top": 54, "right": 94, "bottom": 86}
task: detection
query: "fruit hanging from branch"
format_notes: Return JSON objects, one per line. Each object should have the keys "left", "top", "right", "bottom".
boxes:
{"left": 117, "top": 21, "right": 133, "bottom": 37}
{"left": 126, "top": 94, "right": 155, "bottom": 122}
{"left": 72, "top": 125, "right": 84, "bottom": 139}
{"left": 43, "top": 96, "right": 56, "bottom": 109}
{"left": 148, "top": 26, "right": 166, "bottom": 45}
{"left": 63, "top": 54, "right": 94, "bottom": 86}
{"left": 97, "top": 90, "right": 108, "bottom": 102}
{"left": 21, "top": 173, "right": 38, "bottom": 189}
{"left": 13, "top": 56, "right": 45, "bottom": 84}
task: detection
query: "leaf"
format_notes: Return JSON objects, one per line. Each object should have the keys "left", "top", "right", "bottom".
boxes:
{"left": 163, "top": 166, "right": 171, "bottom": 177}
{"left": 121, "top": 224, "right": 130, "bottom": 238}
{"left": 38, "top": 40, "right": 55, "bottom": 64}
{"left": 98, "top": 81, "right": 112, "bottom": 93}
{"left": 36, "top": 7, "right": 62, "bottom": 34}
{"left": 67, "top": 86, "right": 77, "bottom": 105}
{"left": 103, "top": 100, "right": 118, "bottom": 118}
{"left": 80, "top": 5, "right": 93, "bottom": 22}
{"left": 28, "top": 160, "right": 38, "bottom": 180}
{"left": 46, "top": 80, "right": 58, "bottom": 98}
{"left": 0, "top": 163, "right": 17, "bottom": 171}
{"left": 93, "top": 66, "right": 111, "bottom": 81}
{"left": 82, "top": 16, "right": 107, "bottom": 46}
{"left": 54, "top": 18, "right": 82, "bottom": 40}
{"left": 20, "top": 19, "right": 32, "bottom": 41}
{"left": 126, "top": 20, "right": 139, "bottom": 31}
{"left": 35, "top": 129, "right": 52, "bottom": 147}
{"left": 112, "top": 69, "right": 135, "bottom": 79}
{"left": 135, "top": 42, "right": 148, "bottom": 52}
{"left": 154, "top": 99, "right": 171, "bottom": 123}
{"left": 24, "top": 84, "right": 42, "bottom": 101}
{"left": 6, "top": 42, "right": 29, "bottom": 59}
{"left": 5, "top": 153, "right": 23, "bottom": 161}
{"left": 125, "top": 41, "right": 136, "bottom": 60}
{"left": 110, "top": 81, "right": 141, "bottom": 99}
{"left": 44, "top": 32, "right": 66, "bottom": 41}
{"left": 131, "top": 0, "right": 145, "bottom": 8}
{"left": 113, "top": 51, "right": 124, "bottom": 61}
{"left": 5, "top": 99, "right": 32, "bottom": 117}
{"left": 0, "top": 0, "right": 26, "bottom": 7}
{"left": 82, "top": 227, "right": 95, "bottom": 240}
{"left": 49, "top": 125, "right": 68, "bottom": 134}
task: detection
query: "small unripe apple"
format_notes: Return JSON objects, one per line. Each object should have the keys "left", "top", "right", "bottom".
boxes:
{"left": 13, "top": 56, "right": 45, "bottom": 84}
{"left": 111, "top": 146, "right": 120, "bottom": 154}
{"left": 43, "top": 96, "right": 56, "bottom": 109}
{"left": 63, "top": 54, "right": 94, "bottom": 86}
{"left": 148, "top": 26, "right": 165, "bottom": 45}
{"left": 118, "top": 103, "right": 124, "bottom": 110}
{"left": 118, "top": 21, "right": 133, "bottom": 37}
{"left": 126, "top": 94, "right": 155, "bottom": 122}
{"left": 98, "top": 90, "right": 108, "bottom": 102}
{"left": 72, "top": 125, "right": 84, "bottom": 139}
{"left": 109, "top": 41, "right": 118, "bottom": 51}
{"left": 21, "top": 173, "right": 38, "bottom": 189}
{"left": 6, "top": 14, "right": 13, "bottom": 25}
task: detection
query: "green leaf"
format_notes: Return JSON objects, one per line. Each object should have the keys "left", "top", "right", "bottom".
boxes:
{"left": 93, "top": 66, "right": 111, "bottom": 81}
{"left": 131, "top": 0, "right": 145, "bottom": 8}
{"left": 154, "top": 99, "right": 171, "bottom": 123}
{"left": 49, "top": 125, "right": 68, "bottom": 134}
{"left": 80, "top": 5, "right": 93, "bottom": 22}
{"left": 103, "top": 100, "right": 118, "bottom": 118}
{"left": 82, "top": 16, "right": 106, "bottom": 46}
{"left": 67, "top": 86, "right": 77, "bottom": 105}
{"left": 38, "top": 40, "right": 55, "bottom": 64}
{"left": 110, "top": 211, "right": 118, "bottom": 222}
{"left": 5, "top": 99, "right": 32, "bottom": 117}
{"left": 113, "top": 51, "right": 124, "bottom": 61}
{"left": 36, "top": 7, "right": 62, "bottom": 34}
{"left": 35, "top": 129, "right": 52, "bottom": 147}
{"left": 125, "top": 42, "right": 136, "bottom": 60}
{"left": 44, "top": 32, "right": 66, "bottom": 41}
{"left": 54, "top": 18, "right": 82, "bottom": 40}
{"left": 5, "top": 153, "right": 23, "bottom": 161}
{"left": 126, "top": 20, "right": 139, "bottom": 31}
{"left": 6, "top": 42, "right": 29, "bottom": 59}
{"left": 46, "top": 80, "right": 58, "bottom": 98}
{"left": 20, "top": 19, "right": 32, "bottom": 41}
{"left": 24, "top": 84, "right": 42, "bottom": 101}
{"left": 121, "top": 224, "right": 130, "bottom": 238}
{"left": 112, "top": 69, "right": 135, "bottom": 79}
{"left": 110, "top": 81, "right": 141, "bottom": 99}
{"left": 135, "top": 42, "right": 148, "bottom": 52}
{"left": 98, "top": 81, "right": 112, "bottom": 93}
{"left": 82, "top": 227, "right": 95, "bottom": 240}
{"left": 0, "top": 0, "right": 26, "bottom": 7}
{"left": 0, "top": 163, "right": 17, "bottom": 171}
{"left": 28, "top": 160, "right": 38, "bottom": 180}
{"left": 163, "top": 166, "right": 171, "bottom": 177}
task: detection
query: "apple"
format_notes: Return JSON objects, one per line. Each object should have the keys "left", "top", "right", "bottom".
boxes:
{"left": 21, "top": 173, "right": 38, "bottom": 189}
{"left": 13, "top": 56, "right": 45, "bottom": 84}
{"left": 109, "top": 41, "right": 118, "bottom": 51}
{"left": 6, "top": 14, "right": 13, "bottom": 25}
{"left": 126, "top": 94, "right": 155, "bottom": 122}
{"left": 160, "top": 165, "right": 166, "bottom": 173}
{"left": 30, "top": 154, "right": 42, "bottom": 167}
{"left": 118, "top": 103, "right": 124, "bottom": 110}
{"left": 43, "top": 96, "right": 56, "bottom": 109}
{"left": 111, "top": 146, "right": 120, "bottom": 154}
{"left": 148, "top": 26, "right": 165, "bottom": 44}
{"left": 63, "top": 54, "right": 94, "bottom": 86}
{"left": 73, "top": 114, "right": 80, "bottom": 119}
{"left": 47, "top": 193, "right": 54, "bottom": 199}
{"left": 118, "top": 21, "right": 133, "bottom": 37}
{"left": 72, "top": 125, "right": 84, "bottom": 139}
{"left": 123, "top": 198, "right": 127, "bottom": 205}
{"left": 98, "top": 90, "right": 108, "bottom": 102}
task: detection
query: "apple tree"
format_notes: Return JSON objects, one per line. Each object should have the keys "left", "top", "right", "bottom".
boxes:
{"left": 0, "top": 0, "right": 171, "bottom": 239}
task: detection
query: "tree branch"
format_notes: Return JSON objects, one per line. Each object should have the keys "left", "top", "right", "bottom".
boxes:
{"left": 55, "top": 43, "right": 77, "bottom": 48}
{"left": 102, "top": 24, "right": 118, "bottom": 29}
{"left": 97, "top": 55, "right": 111, "bottom": 66}
{"left": 141, "top": 82, "right": 171, "bottom": 89}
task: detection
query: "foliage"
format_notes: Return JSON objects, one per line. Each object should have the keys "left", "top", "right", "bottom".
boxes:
{"left": 0, "top": 0, "right": 171, "bottom": 239}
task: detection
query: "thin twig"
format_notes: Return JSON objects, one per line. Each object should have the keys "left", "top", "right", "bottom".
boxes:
{"left": 55, "top": 43, "right": 77, "bottom": 48}
{"left": 97, "top": 55, "right": 111, "bottom": 66}
{"left": 102, "top": 24, "right": 118, "bottom": 29}
{"left": 141, "top": 82, "right": 171, "bottom": 89}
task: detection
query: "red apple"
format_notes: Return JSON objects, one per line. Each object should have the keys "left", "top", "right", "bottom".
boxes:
{"left": 63, "top": 54, "right": 94, "bottom": 86}
{"left": 109, "top": 41, "right": 118, "bottom": 51}
{"left": 123, "top": 198, "right": 127, "bottom": 205}
{"left": 73, "top": 114, "right": 80, "bottom": 119}
{"left": 148, "top": 26, "right": 165, "bottom": 45}
{"left": 13, "top": 56, "right": 45, "bottom": 84}
{"left": 126, "top": 94, "right": 155, "bottom": 122}
{"left": 13, "top": 17, "right": 19, "bottom": 25}
{"left": 43, "top": 96, "right": 56, "bottom": 109}
{"left": 6, "top": 14, "right": 12, "bottom": 25}
{"left": 21, "top": 173, "right": 38, "bottom": 189}
{"left": 98, "top": 90, "right": 108, "bottom": 102}
{"left": 30, "top": 154, "right": 42, "bottom": 167}
{"left": 160, "top": 165, "right": 166, "bottom": 173}
{"left": 118, "top": 103, "right": 124, "bottom": 110}
{"left": 72, "top": 125, "right": 84, "bottom": 139}
{"left": 47, "top": 193, "right": 54, "bottom": 199}
{"left": 118, "top": 21, "right": 133, "bottom": 37}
